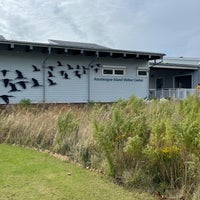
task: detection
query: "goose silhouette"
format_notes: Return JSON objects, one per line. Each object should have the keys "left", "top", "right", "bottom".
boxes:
{"left": 48, "top": 78, "right": 57, "bottom": 86}
{"left": 48, "top": 71, "right": 55, "bottom": 77}
{"left": 59, "top": 70, "right": 65, "bottom": 76}
{"left": 9, "top": 83, "right": 21, "bottom": 92}
{"left": 0, "top": 70, "right": 10, "bottom": 77}
{"left": 48, "top": 66, "right": 55, "bottom": 71}
{"left": 67, "top": 64, "right": 73, "bottom": 70}
{"left": 57, "top": 61, "right": 64, "bottom": 66}
{"left": 31, "top": 78, "right": 42, "bottom": 87}
{"left": 63, "top": 73, "right": 70, "bottom": 79}
{"left": 76, "top": 65, "right": 80, "bottom": 69}
{"left": 94, "top": 68, "right": 99, "bottom": 73}
{"left": 16, "top": 81, "right": 29, "bottom": 89}
{"left": 15, "top": 70, "right": 27, "bottom": 79}
{"left": 1, "top": 78, "right": 12, "bottom": 87}
{"left": 32, "top": 65, "right": 40, "bottom": 72}
{"left": 82, "top": 66, "right": 88, "bottom": 70}
{"left": 75, "top": 70, "right": 81, "bottom": 79}
{"left": 0, "top": 95, "right": 15, "bottom": 104}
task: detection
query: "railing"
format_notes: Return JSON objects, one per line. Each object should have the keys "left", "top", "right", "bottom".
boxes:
{"left": 149, "top": 88, "right": 200, "bottom": 99}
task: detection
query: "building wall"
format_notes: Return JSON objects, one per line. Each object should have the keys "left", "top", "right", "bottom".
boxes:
{"left": 0, "top": 50, "right": 149, "bottom": 104}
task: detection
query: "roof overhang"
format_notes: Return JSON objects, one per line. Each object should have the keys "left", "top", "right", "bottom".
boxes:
{"left": 150, "top": 64, "right": 199, "bottom": 70}
{"left": 0, "top": 39, "right": 165, "bottom": 60}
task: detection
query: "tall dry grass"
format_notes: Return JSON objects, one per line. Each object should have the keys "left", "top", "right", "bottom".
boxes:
{"left": 0, "top": 103, "right": 107, "bottom": 168}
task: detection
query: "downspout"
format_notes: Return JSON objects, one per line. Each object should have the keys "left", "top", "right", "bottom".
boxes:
{"left": 42, "top": 47, "right": 51, "bottom": 103}
{"left": 87, "top": 54, "right": 98, "bottom": 103}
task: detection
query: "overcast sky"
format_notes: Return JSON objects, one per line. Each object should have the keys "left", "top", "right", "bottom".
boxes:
{"left": 0, "top": 0, "right": 200, "bottom": 57}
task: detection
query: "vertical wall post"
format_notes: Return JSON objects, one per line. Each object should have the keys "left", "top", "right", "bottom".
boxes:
{"left": 42, "top": 47, "right": 51, "bottom": 103}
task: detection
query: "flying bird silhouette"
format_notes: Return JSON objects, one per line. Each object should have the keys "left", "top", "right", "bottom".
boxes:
{"left": 59, "top": 70, "right": 65, "bottom": 76}
{"left": 63, "top": 73, "right": 70, "bottom": 79}
{"left": 16, "top": 81, "right": 29, "bottom": 89}
{"left": 1, "top": 78, "right": 12, "bottom": 87}
{"left": 74, "top": 70, "right": 81, "bottom": 79}
{"left": 9, "top": 83, "right": 21, "bottom": 92}
{"left": 96, "top": 64, "right": 101, "bottom": 68}
{"left": 47, "top": 66, "right": 55, "bottom": 71}
{"left": 67, "top": 64, "right": 73, "bottom": 70}
{"left": 82, "top": 65, "right": 88, "bottom": 70}
{"left": 48, "top": 78, "right": 57, "bottom": 86}
{"left": 57, "top": 61, "right": 64, "bottom": 66}
{"left": 94, "top": 68, "right": 99, "bottom": 73}
{"left": 32, "top": 65, "right": 40, "bottom": 72}
{"left": 15, "top": 70, "right": 27, "bottom": 79}
{"left": 0, "top": 69, "right": 10, "bottom": 77}
{"left": 0, "top": 95, "right": 15, "bottom": 104}
{"left": 48, "top": 71, "right": 55, "bottom": 77}
{"left": 76, "top": 65, "right": 80, "bottom": 69}
{"left": 31, "top": 78, "right": 42, "bottom": 87}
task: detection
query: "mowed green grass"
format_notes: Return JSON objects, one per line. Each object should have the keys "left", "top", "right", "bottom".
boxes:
{"left": 0, "top": 144, "right": 155, "bottom": 200}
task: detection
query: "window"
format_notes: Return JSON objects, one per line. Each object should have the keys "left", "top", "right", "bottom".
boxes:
{"left": 102, "top": 66, "right": 125, "bottom": 76}
{"left": 103, "top": 69, "right": 113, "bottom": 75}
{"left": 137, "top": 70, "right": 148, "bottom": 77}
{"left": 114, "top": 69, "right": 124, "bottom": 75}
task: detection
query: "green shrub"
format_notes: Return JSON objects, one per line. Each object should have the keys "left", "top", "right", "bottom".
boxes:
{"left": 53, "top": 111, "right": 78, "bottom": 155}
{"left": 18, "top": 98, "right": 31, "bottom": 107}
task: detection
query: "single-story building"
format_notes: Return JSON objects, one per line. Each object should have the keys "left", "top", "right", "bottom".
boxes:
{"left": 149, "top": 57, "right": 200, "bottom": 99}
{"left": 0, "top": 36, "right": 164, "bottom": 104}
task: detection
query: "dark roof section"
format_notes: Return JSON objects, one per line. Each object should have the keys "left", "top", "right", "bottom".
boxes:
{"left": 48, "top": 39, "right": 110, "bottom": 50}
{"left": 0, "top": 38, "right": 165, "bottom": 60}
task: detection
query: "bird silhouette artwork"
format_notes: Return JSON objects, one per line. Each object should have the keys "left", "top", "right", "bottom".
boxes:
{"left": 16, "top": 81, "right": 29, "bottom": 89}
{"left": 31, "top": 78, "right": 43, "bottom": 87}
{"left": 0, "top": 69, "right": 10, "bottom": 77}
{"left": 48, "top": 71, "right": 55, "bottom": 77}
{"left": 32, "top": 65, "right": 40, "bottom": 72}
{"left": 1, "top": 78, "right": 12, "bottom": 87}
{"left": 8, "top": 83, "right": 21, "bottom": 92}
{"left": 83, "top": 69, "right": 87, "bottom": 74}
{"left": 15, "top": 70, "right": 27, "bottom": 79}
{"left": 94, "top": 68, "right": 99, "bottom": 73}
{"left": 59, "top": 70, "right": 65, "bottom": 76}
{"left": 47, "top": 66, "right": 55, "bottom": 71}
{"left": 96, "top": 63, "right": 101, "bottom": 68}
{"left": 76, "top": 65, "right": 80, "bottom": 69}
{"left": 74, "top": 70, "right": 81, "bottom": 79}
{"left": 48, "top": 78, "right": 57, "bottom": 86}
{"left": 63, "top": 73, "right": 70, "bottom": 79}
{"left": 59, "top": 71, "right": 70, "bottom": 79}
{"left": 0, "top": 95, "right": 15, "bottom": 104}
{"left": 82, "top": 66, "right": 88, "bottom": 74}
{"left": 67, "top": 64, "right": 73, "bottom": 70}
{"left": 82, "top": 65, "right": 88, "bottom": 70}
{"left": 57, "top": 61, "right": 64, "bottom": 67}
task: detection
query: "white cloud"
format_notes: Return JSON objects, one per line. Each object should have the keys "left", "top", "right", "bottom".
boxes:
{"left": 0, "top": 0, "right": 200, "bottom": 57}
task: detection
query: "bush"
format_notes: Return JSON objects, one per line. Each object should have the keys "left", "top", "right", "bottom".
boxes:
{"left": 18, "top": 98, "right": 31, "bottom": 107}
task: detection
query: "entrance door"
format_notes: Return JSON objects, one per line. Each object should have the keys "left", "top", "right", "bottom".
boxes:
{"left": 175, "top": 75, "right": 192, "bottom": 88}
{"left": 156, "top": 78, "right": 164, "bottom": 89}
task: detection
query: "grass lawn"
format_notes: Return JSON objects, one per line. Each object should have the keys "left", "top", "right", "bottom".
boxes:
{"left": 0, "top": 144, "right": 155, "bottom": 200}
